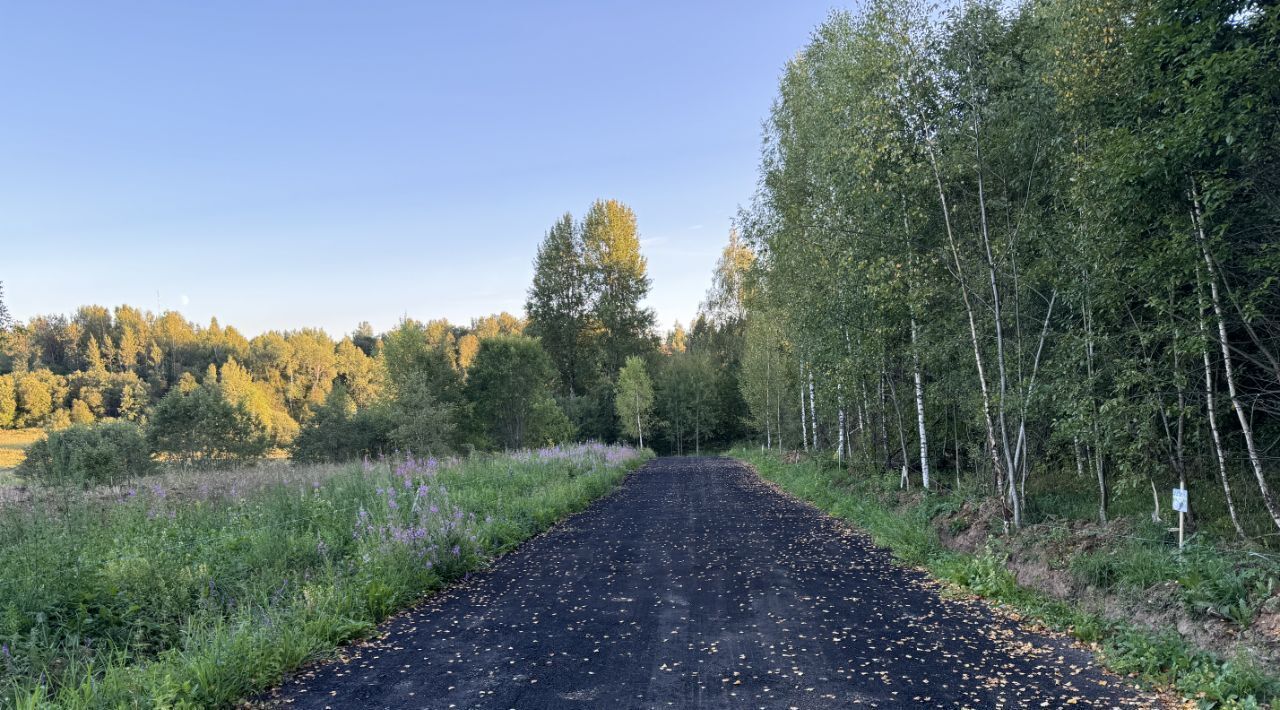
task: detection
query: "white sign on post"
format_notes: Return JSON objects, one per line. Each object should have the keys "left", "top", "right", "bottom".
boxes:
{"left": 1172, "top": 488, "right": 1188, "bottom": 513}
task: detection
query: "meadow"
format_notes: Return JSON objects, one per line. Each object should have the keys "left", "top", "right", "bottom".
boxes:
{"left": 0, "top": 429, "right": 41, "bottom": 474}
{"left": 0, "top": 444, "right": 648, "bottom": 708}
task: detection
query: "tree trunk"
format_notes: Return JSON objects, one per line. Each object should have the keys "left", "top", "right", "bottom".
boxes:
{"left": 1193, "top": 189, "right": 1280, "bottom": 533}
{"left": 910, "top": 317, "right": 931, "bottom": 489}
{"left": 764, "top": 356, "right": 772, "bottom": 450}
{"left": 1084, "top": 293, "right": 1107, "bottom": 525}
{"left": 800, "top": 360, "right": 809, "bottom": 452}
{"left": 837, "top": 384, "right": 846, "bottom": 467}
{"left": 1199, "top": 279, "right": 1247, "bottom": 539}
{"left": 925, "top": 137, "right": 1006, "bottom": 525}
{"left": 809, "top": 368, "right": 819, "bottom": 451}
{"left": 973, "top": 123, "right": 1019, "bottom": 528}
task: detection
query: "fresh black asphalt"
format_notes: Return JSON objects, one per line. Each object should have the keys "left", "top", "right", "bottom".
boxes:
{"left": 265, "top": 457, "right": 1159, "bottom": 709}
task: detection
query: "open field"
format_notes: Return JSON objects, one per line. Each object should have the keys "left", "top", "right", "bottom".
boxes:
{"left": 0, "top": 444, "right": 648, "bottom": 708}
{"left": 0, "top": 428, "right": 41, "bottom": 472}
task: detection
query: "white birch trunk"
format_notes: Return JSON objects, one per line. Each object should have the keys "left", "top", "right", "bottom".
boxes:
{"left": 910, "top": 317, "right": 931, "bottom": 489}
{"left": 809, "top": 369, "right": 819, "bottom": 451}
{"left": 1199, "top": 275, "right": 1247, "bottom": 538}
{"left": 924, "top": 136, "right": 1005, "bottom": 517}
{"left": 1194, "top": 192, "right": 1280, "bottom": 533}
{"left": 837, "top": 384, "right": 846, "bottom": 467}
{"left": 973, "top": 123, "right": 1019, "bottom": 528}
{"left": 799, "top": 360, "right": 809, "bottom": 452}
{"left": 764, "top": 356, "right": 772, "bottom": 450}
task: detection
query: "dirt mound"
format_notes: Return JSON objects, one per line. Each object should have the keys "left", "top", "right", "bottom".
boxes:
{"left": 936, "top": 497, "right": 1006, "bottom": 554}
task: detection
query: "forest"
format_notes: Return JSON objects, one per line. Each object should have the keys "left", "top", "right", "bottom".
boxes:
{"left": 731, "top": 0, "right": 1280, "bottom": 542}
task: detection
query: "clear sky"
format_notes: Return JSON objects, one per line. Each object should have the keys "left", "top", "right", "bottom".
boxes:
{"left": 1, "top": 1, "right": 839, "bottom": 337}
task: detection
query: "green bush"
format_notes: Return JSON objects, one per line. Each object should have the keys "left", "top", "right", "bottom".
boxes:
{"left": 291, "top": 388, "right": 396, "bottom": 463}
{"left": 17, "top": 421, "right": 153, "bottom": 488}
{"left": 148, "top": 385, "right": 271, "bottom": 465}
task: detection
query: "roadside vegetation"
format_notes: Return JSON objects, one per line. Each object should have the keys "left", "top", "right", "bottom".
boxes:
{"left": 738, "top": 450, "right": 1280, "bottom": 708}
{"left": 0, "top": 444, "right": 647, "bottom": 708}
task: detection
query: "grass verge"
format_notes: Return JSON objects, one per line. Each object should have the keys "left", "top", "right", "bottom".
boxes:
{"left": 733, "top": 449, "right": 1280, "bottom": 710}
{"left": 0, "top": 444, "right": 649, "bottom": 708}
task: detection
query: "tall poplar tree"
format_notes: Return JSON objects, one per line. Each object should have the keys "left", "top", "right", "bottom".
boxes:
{"left": 581, "top": 199, "right": 657, "bottom": 374}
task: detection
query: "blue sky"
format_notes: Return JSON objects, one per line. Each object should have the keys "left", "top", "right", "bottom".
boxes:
{"left": 1, "top": 2, "right": 838, "bottom": 337}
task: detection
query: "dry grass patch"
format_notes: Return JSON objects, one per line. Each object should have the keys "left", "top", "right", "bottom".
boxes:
{"left": 0, "top": 428, "right": 42, "bottom": 471}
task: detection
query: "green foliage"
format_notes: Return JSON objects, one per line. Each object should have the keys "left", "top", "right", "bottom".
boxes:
{"left": 581, "top": 199, "right": 657, "bottom": 375}
{"left": 388, "top": 371, "right": 457, "bottom": 455}
{"left": 465, "top": 336, "right": 570, "bottom": 450}
{"left": 0, "top": 281, "right": 11, "bottom": 332}
{"left": 0, "top": 374, "right": 16, "bottom": 428}
{"left": 13, "top": 370, "right": 60, "bottom": 427}
{"left": 147, "top": 384, "right": 270, "bottom": 465}
{"left": 526, "top": 213, "right": 593, "bottom": 396}
{"left": 941, "top": 544, "right": 1020, "bottom": 598}
{"left": 0, "top": 446, "right": 647, "bottom": 707}
{"left": 614, "top": 356, "right": 654, "bottom": 447}
{"left": 17, "top": 421, "right": 153, "bottom": 488}
{"left": 1176, "top": 552, "right": 1276, "bottom": 627}
{"left": 730, "top": 0, "right": 1280, "bottom": 540}
{"left": 524, "top": 201, "right": 657, "bottom": 422}
{"left": 1069, "top": 542, "right": 1180, "bottom": 592}
{"left": 655, "top": 351, "right": 717, "bottom": 454}
{"left": 290, "top": 385, "right": 394, "bottom": 462}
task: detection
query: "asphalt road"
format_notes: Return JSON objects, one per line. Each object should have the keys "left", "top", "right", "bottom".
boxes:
{"left": 264, "top": 457, "right": 1159, "bottom": 709}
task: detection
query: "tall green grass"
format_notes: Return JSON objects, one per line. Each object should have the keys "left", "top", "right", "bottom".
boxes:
{"left": 0, "top": 444, "right": 648, "bottom": 708}
{"left": 734, "top": 449, "right": 1279, "bottom": 709}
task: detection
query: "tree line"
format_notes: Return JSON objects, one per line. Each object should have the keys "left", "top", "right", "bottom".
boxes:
{"left": 732, "top": 0, "right": 1280, "bottom": 540}
{"left": 0, "top": 196, "right": 762, "bottom": 475}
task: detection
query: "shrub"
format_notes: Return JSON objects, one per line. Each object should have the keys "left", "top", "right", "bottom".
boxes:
{"left": 17, "top": 421, "right": 153, "bottom": 488}
{"left": 292, "top": 397, "right": 395, "bottom": 463}
{"left": 148, "top": 385, "right": 271, "bottom": 465}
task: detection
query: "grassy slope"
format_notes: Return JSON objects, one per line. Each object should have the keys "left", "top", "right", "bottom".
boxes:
{"left": 733, "top": 449, "right": 1280, "bottom": 710}
{"left": 0, "top": 445, "right": 649, "bottom": 709}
